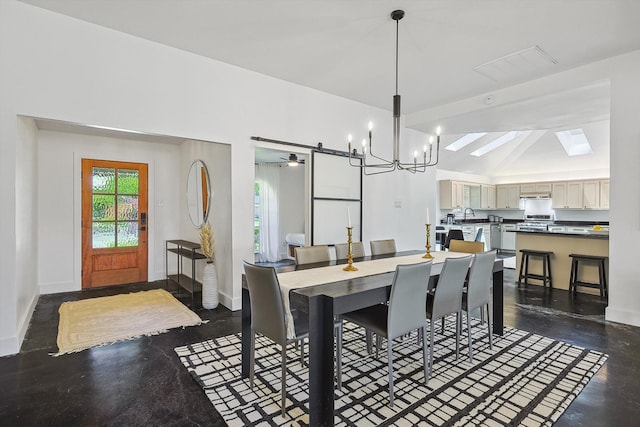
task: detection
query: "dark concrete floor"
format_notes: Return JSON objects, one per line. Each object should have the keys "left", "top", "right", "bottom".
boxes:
{"left": 1, "top": 270, "right": 638, "bottom": 426}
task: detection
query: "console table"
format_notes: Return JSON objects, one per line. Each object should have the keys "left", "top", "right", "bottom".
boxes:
{"left": 165, "top": 239, "right": 205, "bottom": 307}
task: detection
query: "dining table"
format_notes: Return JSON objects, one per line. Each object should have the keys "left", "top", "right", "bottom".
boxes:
{"left": 241, "top": 250, "right": 504, "bottom": 427}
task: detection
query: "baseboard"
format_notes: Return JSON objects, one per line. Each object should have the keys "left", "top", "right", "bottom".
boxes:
{"left": 39, "top": 281, "right": 76, "bottom": 295}
{"left": 605, "top": 306, "right": 640, "bottom": 327}
{"left": 0, "top": 336, "right": 19, "bottom": 357}
{"left": 0, "top": 290, "right": 38, "bottom": 357}
{"left": 16, "top": 290, "right": 39, "bottom": 350}
{"left": 218, "top": 291, "right": 241, "bottom": 311}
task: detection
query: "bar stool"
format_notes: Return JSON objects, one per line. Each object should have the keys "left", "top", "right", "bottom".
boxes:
{"left": 569, "top": 254, "right": 608, "bottom": 300}
{"left": 518, "top": 249, "right": 553, "bottom": 289}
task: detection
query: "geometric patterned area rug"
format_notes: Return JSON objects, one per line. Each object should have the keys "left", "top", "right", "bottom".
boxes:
{"left": 175, "top": 318, "right": 607, "bottom": 426}
{"left": 55, "top": 289, "right": 204, "bottom": 355}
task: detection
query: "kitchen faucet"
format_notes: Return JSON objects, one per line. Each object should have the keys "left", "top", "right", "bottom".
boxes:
{"left": 463, "top": 208, "right": 475, "bottom": 221}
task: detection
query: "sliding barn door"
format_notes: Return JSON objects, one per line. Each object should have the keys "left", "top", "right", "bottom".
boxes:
{"left": 311, "top": 151, "right": 362, "bottom": 245}
{"left": 81, "top": 159, "right": 148, "bottom": 288}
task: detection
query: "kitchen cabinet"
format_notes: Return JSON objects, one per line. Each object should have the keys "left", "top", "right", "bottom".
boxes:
{"left": 439, "top": 180, "right": 464, "bottom": 209}
{"left": 480, "top": 184, "right": 496, "bottom": 209}
{"left": 496, "top": 184, "right": 520, "bottom": 209}
{"left": 520, "top": 182, "right": 552, "bottom": 194}
{"left": 567, "top": 181, "right": 584, "bottom": 208}
{"left": 552, "top": 180, "right": 609, "bottom": 209}
{"left": 599, "top": 180, "right": 610, "bottom": 209}
{"left": 583, "top": 180, "right": 600, "bottom": 209}
{"left": 551, "top": 182, "right": 566, "bottom": 209}
{"left": 552, "top": 181, "right": 583, "bottom": 209}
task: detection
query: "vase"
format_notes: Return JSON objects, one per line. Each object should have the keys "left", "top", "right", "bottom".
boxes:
{"left": 202, "top": 261, "right": 219, "bottom": 309}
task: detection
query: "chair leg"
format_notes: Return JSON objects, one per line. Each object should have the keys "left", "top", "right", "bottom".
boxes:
{"left": 441, "top": 316, "right": 445, "bottom": 334}
{"left": 422, "top": 325, "right": 429, "bottom": 384}
{"left": 455, "top": 312, "right": 460, "bottom": 360}
{"left": 281, "top": 346, "right": 287, "bottom": 417}
{"left": 366, "top": 329, "right": 373, "bottom": 354}
{"left": 375, "top": 335, "right": 382, "bottom": 359}
{"left": 429, "top": 321, "right": 435, "bottom": 376}
{"left": 336, "top": 322, "right": 343, "bottom": 390}
{"left": 466, "top": 310, "right": 473, "bottom": 363}
{"left": 299, "top": 338, "right": 305, "bottom": 366}
{"left": 249, "top": 329, "right": 256, "bottom": 388}
{"left": 387, "top": 340, "right": 394, "bottom": 407}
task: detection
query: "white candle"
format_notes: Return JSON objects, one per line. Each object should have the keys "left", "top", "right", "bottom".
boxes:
{"left": 347, "top": 207, "right": 352, "bottom": 228}
{"left": 426, "top": 208, "right": 430, "bottom": 224}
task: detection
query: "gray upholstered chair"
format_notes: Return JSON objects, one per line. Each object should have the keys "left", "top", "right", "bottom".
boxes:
{"left": 462, "top": 250, "right": 496, "bottom": 362}
{"left": 425, "top": 255, "right": 472, "bottom": 381}
{"left": 245, "top": 256, "right": 345, "bottom": 391}
{"left": 335, "top": 241, "right": 365, "bottom": 260}
{"left": 294, "top": 245, "right": 330, "bottom": 265}
{"left": 242, "top": 261, "right": 308, "bottom": 417}
{"left": 369, "top": 239, "right": 397, "bottom": 256}
{"left": 341, "top": 261, "right": 433, "bottom": 407}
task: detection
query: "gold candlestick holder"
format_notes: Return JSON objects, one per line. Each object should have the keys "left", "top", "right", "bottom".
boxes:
{"left": 343, "top": 226, "right": 359, "bottom": 271}
{"left": 423, "top": 223, "right": 433, "bottom": 259}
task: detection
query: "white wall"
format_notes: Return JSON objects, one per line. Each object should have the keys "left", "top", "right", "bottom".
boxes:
{"left": 177, "top": 140, "right": 233, "bottom": 308}
{"left": 11, "top": 117, "right": 40, "bottom": 355}
{"left": 607, "top": 56, "right": 640, "bottom": 326}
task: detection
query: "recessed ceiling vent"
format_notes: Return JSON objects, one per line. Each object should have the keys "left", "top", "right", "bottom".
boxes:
{"left": 474, "top": 45, "right": 558, "bottom": 83}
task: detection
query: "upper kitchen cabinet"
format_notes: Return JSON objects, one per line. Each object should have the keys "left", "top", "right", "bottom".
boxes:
{"left": 552, "top": 180, "right": 608, "bottom": 209}
{"left": 440, "top": 180, "right": 464, "bottom": 209}
{"left": 599, "top": 180, "right": 610, "bottom": 209}
{"left": 552, "top": 181, "right": 583, "bottom": 209}
{"left": 440, "top": 180, "right": 481, "bottom": 209}
{"left": 520, "top": 182, "right": 552, "bottom": 194}
{"left": 480, "top": 184, "right": 496, "bottom": 209}
{"left": 583, "top": 180, "right": 600, "bottom": 209}
{"left": 496, "top": 184, "right": 520, "bottom": 209}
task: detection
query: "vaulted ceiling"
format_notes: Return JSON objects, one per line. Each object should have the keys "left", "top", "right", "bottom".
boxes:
{"left": 21, "top": 0, "right": 640, "bottom": 177}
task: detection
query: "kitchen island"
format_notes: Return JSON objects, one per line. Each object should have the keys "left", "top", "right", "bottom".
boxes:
{"left": 515, "top": 230, "right": 609, "bottom": 295}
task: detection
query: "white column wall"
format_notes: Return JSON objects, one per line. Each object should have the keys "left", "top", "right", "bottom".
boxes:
{"left": 607, "top": 57, "right": 640, "bottom": 326}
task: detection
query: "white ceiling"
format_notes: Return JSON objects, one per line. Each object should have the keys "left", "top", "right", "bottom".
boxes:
{"left": 20, "top": 0, "right": 639, "bottom": 177}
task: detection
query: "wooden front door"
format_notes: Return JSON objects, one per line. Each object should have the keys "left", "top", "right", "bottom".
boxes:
{"left": 82, "top": 159, "right": 148, "bottom": 288}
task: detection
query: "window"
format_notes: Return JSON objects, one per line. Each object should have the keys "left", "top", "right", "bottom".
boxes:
{"left": 92, "top": 167, "right": 140, "bottom": 248}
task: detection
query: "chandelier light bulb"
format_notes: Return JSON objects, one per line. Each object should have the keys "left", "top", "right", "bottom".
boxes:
{"left": 348, "top": 134, "right": 353, "bottom": 143}
{"left": 436, "top": 126, "right": 442, "bottom": 136}
{"left": 368, "top": 121, "right": 373, "bottom": 131}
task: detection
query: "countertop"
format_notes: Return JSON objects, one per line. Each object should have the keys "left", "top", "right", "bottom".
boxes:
{"left": 514, "top": 229, "right": 609, "bottom": 239}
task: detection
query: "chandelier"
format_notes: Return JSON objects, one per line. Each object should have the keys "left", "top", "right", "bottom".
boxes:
{"left": 348, "top": 10, "right": 441, "bottom": 175}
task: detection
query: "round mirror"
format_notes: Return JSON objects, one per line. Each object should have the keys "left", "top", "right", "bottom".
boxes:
{"left": 186, "top": 160, "right": 211, "bottom": 228}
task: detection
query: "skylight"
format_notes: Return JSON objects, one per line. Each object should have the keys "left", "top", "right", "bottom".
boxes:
{"left": 470, "top": 131, "right": 521, "bottom": 157}
{"left": 445, "top": 132, "right": 488, "bottom": 151}
{"left": 555, "top": 128, "right": 593, "bottom": 156}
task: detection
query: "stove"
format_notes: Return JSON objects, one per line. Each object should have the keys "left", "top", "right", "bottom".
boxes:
{"left": 516, "top": 214, "right": 553, "bottom": 232}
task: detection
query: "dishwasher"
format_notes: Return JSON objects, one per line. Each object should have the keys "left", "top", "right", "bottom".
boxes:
{"left": 501, "top": 224, "right": 517, "bottom": 251}
{"left": 490, "top": 224, "right": 501, "bottom": 250}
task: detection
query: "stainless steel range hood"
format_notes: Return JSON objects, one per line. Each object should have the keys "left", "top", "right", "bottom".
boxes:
{"left": 520, "top": 192, "right": 551, "bottom": 199}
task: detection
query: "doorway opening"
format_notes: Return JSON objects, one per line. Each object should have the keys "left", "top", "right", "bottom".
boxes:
{"left": 254, "top": 147, "right": 308, "bottom": 263}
